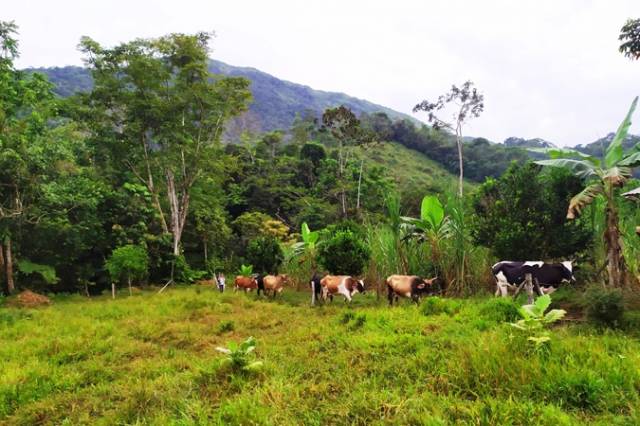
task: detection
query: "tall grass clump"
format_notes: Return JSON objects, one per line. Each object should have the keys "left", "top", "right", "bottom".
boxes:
{"left": 583, "top": 284, "right": 625, "bottom": 328}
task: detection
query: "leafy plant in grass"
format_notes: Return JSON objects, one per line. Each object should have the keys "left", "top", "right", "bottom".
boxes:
{"left": 215, "top": 336, "right": 264, "bottom": 373}
{"left": 583, "top": 285, "right": 625, "bottom": 328}
{"left": 403, "top": 195, "right": 449, "bottom": 279}
{"left": 533, "top": 97, "right": 639, "bottom": 287}
{"left": 105, "top": 245, "right": 148, "bottom": 298}
{"left": 510, "top": 295, "right": 566, "bottom": 352}
{"left": 216, "top": 320, "right": 235, "bottom": 335}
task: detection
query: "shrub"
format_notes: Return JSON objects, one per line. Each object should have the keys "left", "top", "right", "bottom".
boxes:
{"left": 216, "top": 320, "right": 235, "bottom": 334}
{"left": 478, "top": 298, "right": 520, "bottom": 323}
{"left": 174, "top": 255, "right": 207, "bottom": 283}
{"left": 318, "top": 230, "right": 370, "bottom": 275}
{"left": 583, "top": 285, "right": 625, "bottom": 328}
{"left": 215, "top": 337, "right": 263, "bottom": 373}
{"left": 246, "top": 236, "right": 283, "bottom": 274}
{"left": 105, "top": 245, "right": 148, "bottom": 294}
{"left": 421, "top": 297, "right": 461, "bottom": 316}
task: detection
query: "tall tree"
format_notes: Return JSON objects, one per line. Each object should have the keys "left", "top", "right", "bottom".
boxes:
{"left": 534, "top": 97, "right": 639, "bottom": 287}
{"left": 0, "top": 21, "right": 56, "bottom": 294}
{"left": 413, "top": 81, "right": 484, "bottom": 197}
{"left": 619, "top": 18, "right": 640, "bottom": 60}
{"left": 78, "top": 32, "right": 251, "bottom": 268}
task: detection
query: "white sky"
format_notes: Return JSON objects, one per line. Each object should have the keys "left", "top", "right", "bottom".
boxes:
{"left": 6, "top": 0, "right": 640, "bottom": 146}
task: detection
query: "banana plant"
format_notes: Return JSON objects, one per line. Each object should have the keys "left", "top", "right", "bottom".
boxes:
{"left": 290, "top": 222, "right": 321, "bottom": 304}
{"left": 533, "top": 96, "right": 639, "bottom": 287}
{"left": 238, "top": 264, "right": 253, "bottom": 277}
{"left": 402, "top": 195, "right": 450, "bottom": 275}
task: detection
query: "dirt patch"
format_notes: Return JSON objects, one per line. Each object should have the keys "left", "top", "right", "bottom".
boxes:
{"left": 8, "top": 290, "right": 51, "bottom": 308}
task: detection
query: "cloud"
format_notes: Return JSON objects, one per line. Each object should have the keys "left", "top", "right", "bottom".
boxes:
{"left": 6, "top": 0, "right": 640, "bottom": 146}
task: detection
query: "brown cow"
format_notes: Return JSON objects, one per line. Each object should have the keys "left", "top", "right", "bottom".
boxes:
{"left": 386, "top": 275, "right": 437, "bottom": 305}
{"left": 234, "top": 275, "right": 258, "bottom": 292}
{"left": 320, "top": 275, "right": 365, "bottom": 303}
{"left": 262, "top": 274, "right": 289, "bottom": 297}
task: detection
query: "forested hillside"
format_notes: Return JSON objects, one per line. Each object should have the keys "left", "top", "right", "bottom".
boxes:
{"left": 30, "top": 61, "right": 419, "bottom": 133}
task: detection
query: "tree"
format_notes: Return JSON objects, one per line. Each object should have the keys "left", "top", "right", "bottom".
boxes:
{"left": 246, "top": 236, "right": 283, "bottom": 275}
{"left": 317, "top": 230, "right": 370, "bottom": 276}
{"left": 534, "top": 97, "right": 639, "bottom": 287}
{"left": 322, "top": 106, "right": 363, "bottom": 216}
{"left": 78, "top": 32, "right": 251, "bottom": 275}
{"left": 0, "top": 21, "right": 56, "bottom": 294}
{"left": 413, "top": 81, "right": 484, "bottom": 197}
{"left": 619, "top": 18, "right": 640, "bottom": 60}
{"left": 105, "top": 245, "right": 149, "bottom": 297}
{"left": 472, "top": 162, "right": 592, "bottom": 261}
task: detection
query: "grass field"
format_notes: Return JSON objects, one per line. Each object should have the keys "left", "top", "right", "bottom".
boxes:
{"left": 1, "top": 286, "right": 639, "bottom": 425}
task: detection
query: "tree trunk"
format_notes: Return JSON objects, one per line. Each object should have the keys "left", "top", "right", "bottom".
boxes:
{"left": 356, "top": 158, "right": 364, "bottom": 210}
{"left": 4, "top": 238, "right": 15, "bottom": 295}
{"left": 456, "top": 127, "right": 464, "bottom": 198}
{"left": 166, "top": 170, "right": 190, "bottom": 257}
{"left": 112, "top": 282, "right": 116, "bottom": 299}
{"left": 604, "top": 197, "right": 628, "bottom": 287}
{"left": 203, "top": 238, "right": 208, "bottom": 264}
{"left": 128, "top": 276, "right": 132, "bottom": 296}
{"left": 0, "top": 242, "right": 4, "bottom": 293}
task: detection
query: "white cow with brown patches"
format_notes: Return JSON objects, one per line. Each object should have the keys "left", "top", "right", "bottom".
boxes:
{"left": 386, "top": 275, "right": 438, "bottom": 305}
{"left": 262, "top": 274, "right": 289, "bottom": 297}
{"left": 319, "top": 275, "right": 365, "bottom": 303}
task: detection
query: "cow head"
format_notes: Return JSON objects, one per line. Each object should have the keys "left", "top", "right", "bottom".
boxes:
{"left": 561, "top": 261, "right": 576, "bottom": 283}
{"left": 280, "top": 274, "right": 290, "bottom": 284}
{"left": 356, "top": 279, "right": 366, "bottom": 293}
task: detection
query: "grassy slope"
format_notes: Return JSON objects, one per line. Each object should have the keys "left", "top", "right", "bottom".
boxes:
{"left": 1, "top": 287, "right": 639, "bottom": 425}
{"left": 366, "top": 142, "right": 474, "bottom": 211}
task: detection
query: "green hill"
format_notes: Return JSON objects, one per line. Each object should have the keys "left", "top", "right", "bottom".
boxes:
{"left": 366, "top": 142, "right": 472, "bottom": 211}
{"left": 28, "top": 60, "right": 420, "bottom": 134}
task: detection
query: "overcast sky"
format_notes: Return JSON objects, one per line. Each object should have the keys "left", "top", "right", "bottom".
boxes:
{"left": 6, "top": 0, "right": 640, "bottom": 146}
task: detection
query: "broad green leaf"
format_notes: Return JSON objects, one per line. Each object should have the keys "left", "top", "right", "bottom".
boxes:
{"left": 420, "top": 195, "right": 444, "bottom": 230}
{"left": 543, "top": 309, "right": 567, "bottom": 323}
{"left": 301, "top": 222, "right": 310, "bottom": 239}
{"left": 215, "top": 347, "right": 231, "bottom": 354}
{"left": 534, "top": 294, "right": 551, "bottom": 314}
{"left": 535, "top": 159, "right": 597, "bottom": 181}
{"left": 567, "top": 183, "right": 604, "bottom": 219}
{"left": 605, "top": 96, "right": 638, "bottom": 168}
{"left": 528, "top": 335, "right": 551, "bottom": 345}
{"left": 529, "top": 148, "right": 600, "bottom": 167}
{"left": 617, "top": 151, "right": 640, "bottom": 168}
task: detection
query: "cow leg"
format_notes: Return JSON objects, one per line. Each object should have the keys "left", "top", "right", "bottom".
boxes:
{"left": 387, "top": 286, "right": 394, "bottom": 306}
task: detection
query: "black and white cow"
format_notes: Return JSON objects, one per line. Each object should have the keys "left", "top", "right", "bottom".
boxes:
{"left": 492, "top": 261, "right": 575, "bottom": 297}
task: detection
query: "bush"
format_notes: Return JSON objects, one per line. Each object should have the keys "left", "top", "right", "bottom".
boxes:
{"left": 421, "top": 297, "right": 461, "bottom": 316}
{"left": 478, "top": 298, "right": 520, "bottom": 323}
{"left": 174, "top": 255, "right": 207, "bottom": 283}
{"left": 317, "top": 230, "right": 370, "bottom": 275}
{"left": 246, "top": 236, "right": 283, "bottom": 274}
{"left": 583, "top": 285, "right": 625, "bottom": 328}
{"left": 216, "top": 320, "right": 235, "bottom": 334}
{"left": 105, "top": 245, "right": 148, "bottom": 290}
